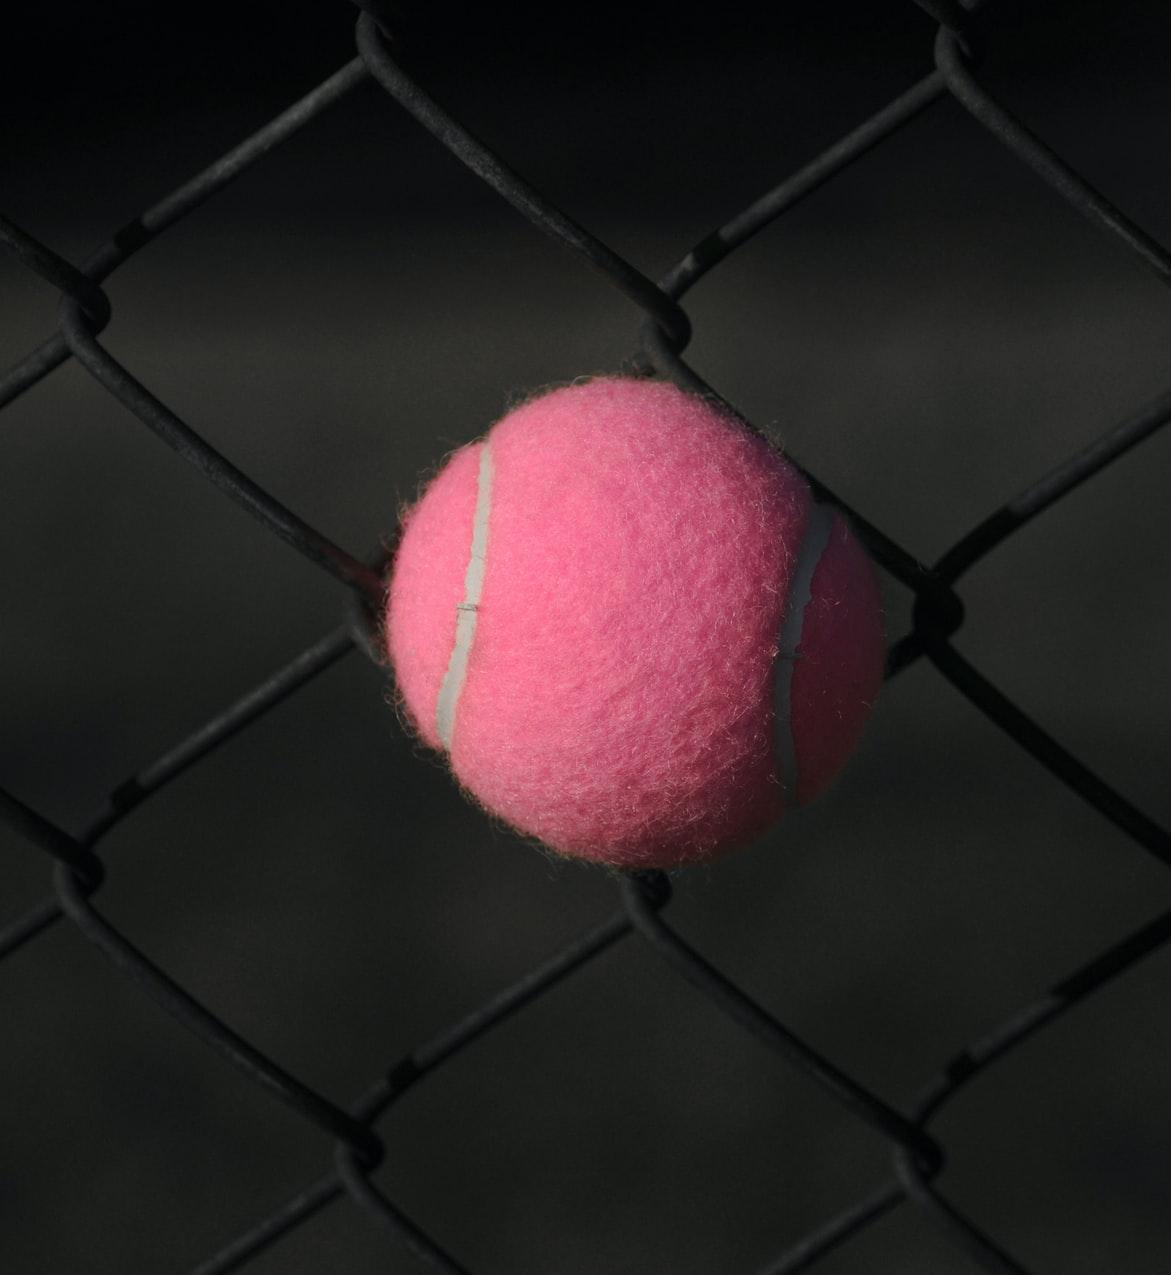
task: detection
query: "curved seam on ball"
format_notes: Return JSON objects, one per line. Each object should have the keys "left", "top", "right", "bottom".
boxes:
{"left": 435, "top": 442, "right": 494, "bottom": 750}
{"left": 772, "top": 502, "right": 835, "bottom": 804}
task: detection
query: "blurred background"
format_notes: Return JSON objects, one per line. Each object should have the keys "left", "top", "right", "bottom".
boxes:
{"left": 1, "top": 1, "right": 1169, "bottom": 1271}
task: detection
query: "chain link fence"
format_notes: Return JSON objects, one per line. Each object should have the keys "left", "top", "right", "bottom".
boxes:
{"left": 2, "top": 1, "right": 1168, "bottom": 1271}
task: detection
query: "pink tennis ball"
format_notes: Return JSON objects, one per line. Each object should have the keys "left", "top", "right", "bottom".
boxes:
{"left": 385, "top": 376, "right": 884, "bottom": 869}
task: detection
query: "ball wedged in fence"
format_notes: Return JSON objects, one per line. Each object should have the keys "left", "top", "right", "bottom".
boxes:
{"left": 384, "top": 376, "right": 884, "bottom": 869}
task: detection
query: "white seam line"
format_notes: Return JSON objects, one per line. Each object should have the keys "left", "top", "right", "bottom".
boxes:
{"left": 435, "top": 442, "right": 494, "bottom": 751}
{"left": 773, "top": 502, "right": 835, "bottom": 804}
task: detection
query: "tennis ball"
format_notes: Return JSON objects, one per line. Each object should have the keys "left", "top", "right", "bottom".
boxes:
{"left": 385, "top": 376, "right": 883, "bottom": 869}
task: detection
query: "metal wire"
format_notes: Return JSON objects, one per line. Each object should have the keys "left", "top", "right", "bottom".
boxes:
{"left": 2, "top": 2, "right": 1168, "bottom": 1272}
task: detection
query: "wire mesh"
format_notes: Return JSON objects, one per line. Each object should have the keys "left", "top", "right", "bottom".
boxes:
{"left": 2, "top": 1, "right": 1168, "bottom": 1271}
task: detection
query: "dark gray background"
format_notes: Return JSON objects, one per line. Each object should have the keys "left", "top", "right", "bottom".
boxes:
{"left": 2, "top": 2, "right": 1169, "bottom": 1272}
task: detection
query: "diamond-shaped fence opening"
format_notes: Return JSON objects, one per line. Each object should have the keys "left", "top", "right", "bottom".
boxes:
{"left": 2, "top": 2, "right": 1168, "bottom": 1272}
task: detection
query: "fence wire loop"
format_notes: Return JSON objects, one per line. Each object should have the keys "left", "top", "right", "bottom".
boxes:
{"left": 2, "top": 2, "right": 1168, "bottom": 1273}
{"left": 0, "top": 213, "right": 112, "bottom": 328}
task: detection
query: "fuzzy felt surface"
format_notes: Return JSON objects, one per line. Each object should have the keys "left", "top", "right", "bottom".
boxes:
{"left": 387, "top": 442, "right": 481, "bottom": 753}
{"left": 790, "top": 512, "right": 885, "bottom": 805}
{"left": 385, "top": 377, "right": 883, "bottom": 868}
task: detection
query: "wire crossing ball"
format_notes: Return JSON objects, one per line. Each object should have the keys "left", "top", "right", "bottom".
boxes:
{"left": 385, "top": 377, "right": 884, "bottom": 869}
